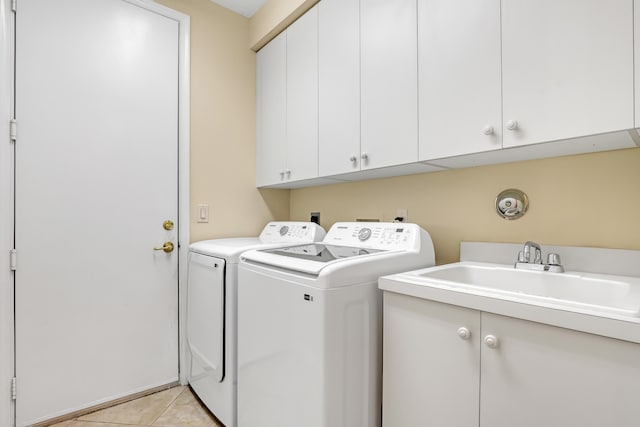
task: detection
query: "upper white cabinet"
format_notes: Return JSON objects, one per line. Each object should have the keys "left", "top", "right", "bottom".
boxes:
{"left": 286, "top": 7, "right": 319, "bottom": 182}
{"left": 360, "top": 0, "right": 418, "bottom": 169}
{"left": 256, "top": 32, "right": 286, "bottom": 187}
{"left": 256, "top": 0, "right": 638, "bottom": 188}
{"left": 256, "top": 7, "right": 318, "bottom": 187}
{"left": 418, "top": 0, "right": 502, "bottom": 160}
{"left": 318, "top": 0, "right": 360, "bottom": 177}
{"left": 501, "top": 0, "right": 634, "bottom": 147}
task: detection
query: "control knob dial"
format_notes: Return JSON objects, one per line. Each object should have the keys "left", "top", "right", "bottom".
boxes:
{"left": 358, "top": 228, "right": 372, "bottom": 241}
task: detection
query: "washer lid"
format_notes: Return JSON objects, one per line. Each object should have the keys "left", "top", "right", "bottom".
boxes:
{"left": 267, "top": 243, "right": 385, "bottom": 263}
{"left": 189, "top": 238, "right": 264, "bottom": 260}
{"left": 241, "top": 244, "right": 394, "bottom": 275}
{"left": 189, "top": 222, "right": 326, "bottom": 262}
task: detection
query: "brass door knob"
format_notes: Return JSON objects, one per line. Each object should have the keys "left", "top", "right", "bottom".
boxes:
{"left": 154, "top": 242, "right": 175, "bottom": 253}
{"left": 163, "top": 220, "right": 174, "bottom": 231}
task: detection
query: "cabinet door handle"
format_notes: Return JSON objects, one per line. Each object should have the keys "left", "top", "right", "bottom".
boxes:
{"left": 483, "top": 125, "right": 494, "bottom": 135}
{"left": 349, "top": 155, "right": 358, "bottom": 163}
{"left": 361, "top": 152, "right": 369, "bottom": 161}
{"left": 285, "top": 169, "right": 291, "bottom": 178}
{"left": 457, "top": 327, "right": 471, "bottom": 340}
{"left": 279, "top": 170, "right": 285, "bottom": 179}
{"left": 506, "top": 120, "right": 519, "bottom": 131}
{"left": 484, "top": 334, "right": 500, "bottom": 349}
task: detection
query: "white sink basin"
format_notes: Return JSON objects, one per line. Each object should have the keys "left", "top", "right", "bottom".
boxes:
{"left": 397, "top": 262, "right": 640, "bottom": 317}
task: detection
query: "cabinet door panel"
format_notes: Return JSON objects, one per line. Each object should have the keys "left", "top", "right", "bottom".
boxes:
{"left": 502, "top": 0, "right": 633, "bottom": 147}
{"left": 481, "top": 312, "right": 640, "bottom": 427}
{"left": 256, "top": 33, "right": 286, "bottom": 186}
{"left": 635, "top": 0, "right": 640, "bottom": 127}
{"left": 318, "top": 0, "right": 360, "bottom": 176}
{"left": 418, "top": 0, "right": 502, "bottom": 160}
{"left": 383, "top": 293, "right": 480, "bottom": 427}
{"left": 286, "top": 7, "right": 319, "bottom": 182}
{"left": 361, "top": 0, "right": 418, "bottom": 169}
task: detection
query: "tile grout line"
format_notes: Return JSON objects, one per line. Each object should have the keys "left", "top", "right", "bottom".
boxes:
{"left": 77, "top": 421, "right": 149, "bottom": 426}
{"left": 148, "top": 386, "right": 188, "bottom": 426}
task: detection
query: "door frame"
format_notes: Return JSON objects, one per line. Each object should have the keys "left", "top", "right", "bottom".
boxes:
{"left": 1, "top": 0, "right": 16, "bottom": 424}
{"left": 0, "top": 1, "right": 190, "bottom": 426}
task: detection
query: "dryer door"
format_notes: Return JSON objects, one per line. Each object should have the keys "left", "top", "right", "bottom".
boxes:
{"left": 187, "top": 252, "right": 226, "bottom": 382}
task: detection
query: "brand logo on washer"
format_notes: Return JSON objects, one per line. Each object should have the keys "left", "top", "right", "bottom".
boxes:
{"left": 304, "top": 294, "right": 314, "bottom": 302}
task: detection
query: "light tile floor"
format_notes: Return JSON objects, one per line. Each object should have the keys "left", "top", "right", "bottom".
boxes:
{"left": 49, "top": 386, "right": 222, "bottom": 427}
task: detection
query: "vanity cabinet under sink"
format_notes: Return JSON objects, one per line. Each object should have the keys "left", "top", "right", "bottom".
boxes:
{"left": 382, "top": 292, "right": 640, "bottom": 427}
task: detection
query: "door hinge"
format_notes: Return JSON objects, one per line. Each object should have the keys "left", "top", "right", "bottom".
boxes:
{"left": 10, "top": 119, "right": 17, "bottom": 142}
{"left": 11, "top": 377, "right": 16, "bottom": 400}
{"left": 11, "top": 0, "right": 16, "bottom": 13}
{"left": 10, "top": 249, "right": 17, "bottom": 271}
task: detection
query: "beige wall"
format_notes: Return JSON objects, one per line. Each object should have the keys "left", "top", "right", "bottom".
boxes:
{"left": 156, "top": 0, "right": 289, "bottom": 242}
{"left": 170, "top": 0, "right": 640, "bottom": 262}
{"left": 290, "top": 148, "right": 640, "bottom": 265}
{"left": 249, "top": 0, "right": 317, "bottom": 50}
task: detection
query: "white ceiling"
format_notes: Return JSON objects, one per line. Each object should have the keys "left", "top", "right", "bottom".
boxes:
{"left": 210, "top": 0, "right": 268, "bottom": 18}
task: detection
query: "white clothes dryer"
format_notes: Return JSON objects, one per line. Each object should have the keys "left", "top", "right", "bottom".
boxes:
{"left": 186, "top": 222, "right": 325, "bottom": 427}
{"left": 237, "top": 222, "right": 435, "bottom": 427}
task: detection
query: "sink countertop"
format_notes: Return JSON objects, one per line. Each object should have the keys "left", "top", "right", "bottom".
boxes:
{"left": 380, "top": 262, "right": 640, "bottom": 345}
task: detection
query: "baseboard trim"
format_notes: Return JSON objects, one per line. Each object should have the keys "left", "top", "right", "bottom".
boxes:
{"left": 33, "top": 381, "right": 181, "bottom": 427}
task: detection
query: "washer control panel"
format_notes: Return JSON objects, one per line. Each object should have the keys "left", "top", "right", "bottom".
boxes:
{"left": 259, "top": 222, "right": 326, "bottom": 243}
{"left": 324, "top": 222, "right": 419, "bottom": 250}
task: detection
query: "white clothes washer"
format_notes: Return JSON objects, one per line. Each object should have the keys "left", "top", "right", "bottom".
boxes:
{"left": 237, "top": 222, "right": 435, "bottom": 427}
{"left": 186, "top": 221, "right": 325, "bottom": 427}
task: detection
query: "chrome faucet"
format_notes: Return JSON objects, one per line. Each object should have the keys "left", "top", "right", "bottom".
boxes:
{"left": 522, "top": 241, "right": 542, "bottom": 264}
{"left": 515, "top": 241, "right": 564, "bottom": 273}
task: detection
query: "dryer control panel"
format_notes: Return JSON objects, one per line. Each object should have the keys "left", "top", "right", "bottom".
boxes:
{"left": 323, "top": 222, "right": 421, "bottom": 250}
{"left": 259, "top": 221, "right": 326, "bottom": 243}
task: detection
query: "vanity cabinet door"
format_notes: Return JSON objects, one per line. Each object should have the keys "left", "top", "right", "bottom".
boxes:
{"left": 501, "top": 0, "right": 633, "bottom": 148}
{"left": 417, "top": 0, "right": 502, "bottom": 161}
{"left": 480, "top": 312, "right": 640, "bottom": 427}
{"left": 382, "top": 292, "right": 481, "bottom": 427}
{"left": 256, "top": 32, "right": 286, "bottom": 187}
{"left": 360, "top": 0, "right": 418, "bottom": 170}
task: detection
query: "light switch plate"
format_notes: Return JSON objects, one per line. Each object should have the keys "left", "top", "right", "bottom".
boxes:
{"left": 197, "top": 204, "right": 209, "bottom": 223}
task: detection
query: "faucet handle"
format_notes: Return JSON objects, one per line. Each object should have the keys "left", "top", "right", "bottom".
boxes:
{"left": 517, "top": 251, "right": 526, "bottom": 262}
{"left": 533, "top": 248, "right": 543, "bottom": 264}
{"left": 547, "top": 253, "right": 561, "bottom": 266}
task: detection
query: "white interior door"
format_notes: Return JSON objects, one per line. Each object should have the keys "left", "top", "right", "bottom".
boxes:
{"left": 15, "top": 1, "right": 180, "bottom": 425}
